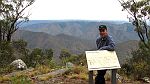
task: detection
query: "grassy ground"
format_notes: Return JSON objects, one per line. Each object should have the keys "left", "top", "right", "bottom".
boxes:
{"left": 0, "top": 65, "right": 148, "bottom": 84}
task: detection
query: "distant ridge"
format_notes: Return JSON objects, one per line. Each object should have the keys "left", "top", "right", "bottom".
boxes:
{"left": 13, "top": 30, "right": 139, "bottom": 64}
{"left": 20, "top": 20, "right": 139, "bottom": 43}
{"left": 13, "top": 30, "right": 95, "bottom": 60}
{"left": 21, "top": 20, "right": 128, "bottom": 26}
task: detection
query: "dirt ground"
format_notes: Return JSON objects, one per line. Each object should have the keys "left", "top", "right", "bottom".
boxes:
{"left": 36, "top": 76, "right": 113, "bottom": 84}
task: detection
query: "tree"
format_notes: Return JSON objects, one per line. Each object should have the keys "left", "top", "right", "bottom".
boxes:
{"left": 12, "top": 40, "right": 30, "bottom": 61}
{"left": 0, "top": 41, "right": 15, "bottom": 67}
{"left": 26, "top": 48, "right": 54, "bottom": 67}
{"left": 59, "top": 49, "right": 87, "bottom": 65}
{"left": 59, "top": 49, "right": 71, "bottom": 59}
{"left": 12, "top": 40, "right": 28, "bottom": 52}
{"left": 0, "top": 0, "right": 35, "bottom": 41}
{"left": 118, "top": 0, "right": 150, "bottom": 79}
{"left": 131, "top": 41, "right": 150, "bottom": 78}
{"left": 118, "top": 0, "right": 150, "bottom": 49}
{"left": 44, "top": 49, "right": 53, "bottom": 61}
{"left": 59, "top": 49, "right": 71, "bottom": 64}
{"left": 121, "top": 42, "right": 150, "bottom": 79}
{"left": 27, "top": 48, "right": 43, "bottom": 67}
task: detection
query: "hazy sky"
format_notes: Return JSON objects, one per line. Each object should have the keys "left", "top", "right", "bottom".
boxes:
{"left": 27, "top": 0, "right": 129, "bottom": 21}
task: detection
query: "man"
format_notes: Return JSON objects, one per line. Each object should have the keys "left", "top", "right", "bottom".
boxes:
{"left": 95, "top": 25, "right": 115, "bottom": 84}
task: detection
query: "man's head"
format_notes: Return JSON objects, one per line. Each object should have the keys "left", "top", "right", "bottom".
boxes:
{"left": 98, "top": 25, "right": 108, "bottom": 37}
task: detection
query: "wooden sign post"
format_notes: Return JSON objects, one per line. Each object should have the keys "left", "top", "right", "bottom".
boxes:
{"left": 89, "top": 71, "right": 94, "bottom": 84}
{"left": 111, "top": 69, "right": 117, "bottom": 84}
{"left": 85, "top": 50, "right": 121, "bottom": 84}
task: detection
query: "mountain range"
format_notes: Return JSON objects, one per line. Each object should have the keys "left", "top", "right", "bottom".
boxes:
{"left": 12, "top": 20, "right": 140, "bottom": 63}
{"left": 20, "top": 20, "right": 139, "bottom": 43}
{"left": 12, "top": 30, "right": 95, "bottom": 60}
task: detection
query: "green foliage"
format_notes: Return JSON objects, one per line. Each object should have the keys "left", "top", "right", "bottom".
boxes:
{"left": 10, "top": 40, "right": 55, "bottom": 68}
{"left": 121, "top": 0, "right": 150, "bottom": 16}
{"left": 59, "top": 49, "right": 71, "bottom": 64}
{"left": 120, "top": 40, "right": 150, "bottom": 79}
{"left": 59, "top": 49, "right": 71, "bottom": 59}
{"left": 12, "top": 40, "right": 28, "bottom": 53}
{"left": 59, "top": 49, "right": 87, "bottom": 65}
{"left": 120, "top": 63, "right": 133, "bottom": 77}
{"left": 44, "top": 49, "right": 53, "bottom": 61}
{"left": 66, "top": 53, "right": 87, "bottom": 65}
{"left": 0, "top": 40, "right": 29, "bottom": 74}
{"left": 0, "top": 65, "right": 15, "bottom": 75}
{"left": 26, "top": 48, "right": 54, "bottom": 67}
{"left": 21, "top": 47, "right": 53, "bottom": 68}
{"left": 119, "top": 0, "right": 150, "bottom": 80}
{"left": 76, "top": 54, "right": 87, "bottom": 65}
{"left": 0, "top": 39, "right": 54, "bottom": 70}
{"left": 0, "top": 0, "right": 35, "bottom": 41}
{"left": 119, "top": 0, "right": 150, "bottom": 49}
{"left": 11, "top": 75, "right": 32, "bottom": 84}
{"left": 47, "top": 60, "right": 59, "bottom": 69}
{"left": 131, "top": 42, "right": 150, "bottom": 79}
{"left": 62, "top": 54, "right": 77, "bottom": 64}
{"left": 0, "top": 41, "right": 15, "bottom": 68}
{"left": 30, "top": 48, "right": 44, "bottom": 65}
{"left": 132, "top": 61, "right": 149, "bottom": 78}
{"left": 12, "top": 40, "right": 29, "bottom": 62}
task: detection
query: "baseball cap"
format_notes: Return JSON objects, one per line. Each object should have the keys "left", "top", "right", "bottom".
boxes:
{"left": 99, "top": 25, "right": 107, "bottom": 30}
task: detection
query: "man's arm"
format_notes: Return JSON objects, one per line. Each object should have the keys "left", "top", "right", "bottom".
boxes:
{"left": 99, "top": 36, "right": 115, "bottom": 51}
{"left": 96, "top": 37, "right": 99, "bottom": 48}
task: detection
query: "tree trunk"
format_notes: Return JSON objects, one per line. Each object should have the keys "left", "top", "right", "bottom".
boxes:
{"left": 0, "top": 27, "right": 1, "bottom": 42}
{"left": 0, "top": 22, "right": 2, "bottom": 42}
{"left": 6, "top": 33, "right": 11, "bottom": 42}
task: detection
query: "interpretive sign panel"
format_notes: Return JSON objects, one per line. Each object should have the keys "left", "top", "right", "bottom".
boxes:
{"left": 85, "top": 50, "right": 121, "bottom": 71}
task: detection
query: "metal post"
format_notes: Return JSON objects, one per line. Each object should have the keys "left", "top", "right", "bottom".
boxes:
{"left": 89, "top": 71, "right": 94, "bottom": 84}
{"left": 111, "top": 69, "right": 117, "bottom": 84}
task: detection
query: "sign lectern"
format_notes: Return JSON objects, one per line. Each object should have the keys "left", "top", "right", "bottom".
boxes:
{"left": 85, "top": 50, "right": 121, "bottom": 84}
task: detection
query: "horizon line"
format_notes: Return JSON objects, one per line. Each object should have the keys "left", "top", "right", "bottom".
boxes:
{"left": 28, "top": 19, "right": 129, "bottom": 22}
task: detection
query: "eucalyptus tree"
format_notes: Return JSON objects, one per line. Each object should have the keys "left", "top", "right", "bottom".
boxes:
{"left": 118, "top": 0, "right": 150, "bottom": 49}
{"left": 0, "top": 0, "right": 35, "bottom": 41}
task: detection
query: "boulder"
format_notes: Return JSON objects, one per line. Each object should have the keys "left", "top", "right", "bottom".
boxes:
{"left": 116, "top": 73, "right": 124, "bottom": 83}
{"left": 66, "top": 62, "right": 74, "bottom": 68}
{"left": 10, "top": 59, "right": 27, "bottom": 70}
{"left": 141, "top": 77, "right": 150, "bottom": 83}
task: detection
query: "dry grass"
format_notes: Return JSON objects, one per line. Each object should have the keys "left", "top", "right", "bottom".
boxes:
{"left": 64, "top": 65, "right": 88, "bottom": 80}
{"left": 35, "top": 65, "right": 51, "bottom": 74}
{"left": 66, "top": 73, "right": 88, "bottom": 80}
{"left": 0, "top": 76, "right": 11, "bottom": 82}
{"left": 11, "top": 74, "right": 34, "bottom": 84}
{"left": 26, "top": 70, "right": 39, "bottom": 77}
{"left": 73, "top": 66, "right": 88, "bottom": 74}
{"left": 37, "top": 75, "right": 53, "bottom": 81}
{"left": 0, "top": 65, "right": 53, "bottom": 83}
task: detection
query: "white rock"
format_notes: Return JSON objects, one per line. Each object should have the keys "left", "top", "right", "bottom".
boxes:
{"left": 66, "top": 62, "right": 74, "bottom": 68}
{"left": 142, "top": 77, "right": 150, "bottom": 83}
{"left": 10, "top": 59, "right": 27, "bottom": 70}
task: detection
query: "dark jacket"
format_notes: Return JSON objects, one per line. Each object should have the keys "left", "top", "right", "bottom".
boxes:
{"left": 96, "top": 35, "right": 115, "bottom": 51}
